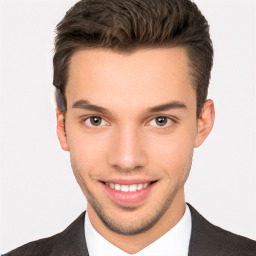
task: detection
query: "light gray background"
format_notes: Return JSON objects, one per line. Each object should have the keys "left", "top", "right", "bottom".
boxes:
{"left": 0, "top": 0, "right": 255, "bottom": 253}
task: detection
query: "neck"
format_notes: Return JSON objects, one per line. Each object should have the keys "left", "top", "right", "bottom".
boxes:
{"left": 87, "top": 189, "right": 186, "bottom": 254}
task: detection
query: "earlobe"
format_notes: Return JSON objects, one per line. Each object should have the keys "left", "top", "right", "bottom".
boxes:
{"left": 56, "top": 109, "right": 69, "bottom": 151}
{"left": 194, "top": 99, "right": 215, "bottom": 148}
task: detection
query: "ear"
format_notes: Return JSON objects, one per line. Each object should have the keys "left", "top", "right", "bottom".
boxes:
{"left": 194, "top": 99, "right": 215, "bottom": 148}
{"left": 56, "top": 109, "right": 69, "bottom": 151}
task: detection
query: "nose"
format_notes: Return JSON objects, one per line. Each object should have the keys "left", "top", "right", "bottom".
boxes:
{"left": 107, "top": 126, "right": 148, "bottom": 172}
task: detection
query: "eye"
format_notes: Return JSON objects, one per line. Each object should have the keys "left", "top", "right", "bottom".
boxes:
{"left": 84, "top": 116, "right": 108, "bottom": 127}
{"left": 148, "top": 116, "right": 173, "bottom": 128}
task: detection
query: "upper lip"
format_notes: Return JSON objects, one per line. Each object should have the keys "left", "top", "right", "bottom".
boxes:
{"left": 101, "top": 178, "right": 158, "bottom": 185}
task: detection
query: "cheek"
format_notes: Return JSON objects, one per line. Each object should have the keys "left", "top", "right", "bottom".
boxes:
{"left": 147, "top": 128, "right": 196, "bottom": 174}
{"left": 67, "top": 129, "right": 108, "bottom": 178}
{"left": 68, "top": 137, "right": 107, "bottom": 199}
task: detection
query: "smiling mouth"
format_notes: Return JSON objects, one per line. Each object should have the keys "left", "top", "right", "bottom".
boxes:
{"left": 102, "top": 181, "right": 157, "bottom": 192}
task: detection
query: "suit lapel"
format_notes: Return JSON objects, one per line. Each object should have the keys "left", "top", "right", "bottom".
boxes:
{"left": 51, "top": 212, "right": 89, "bottom": 256}
{"left": 187, "top": 203, "right": 218, "bottom": 256}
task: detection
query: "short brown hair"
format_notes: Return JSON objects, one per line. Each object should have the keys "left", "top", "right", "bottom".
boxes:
{"left": 53, "top": 0, "right": 213, "bottom": 117}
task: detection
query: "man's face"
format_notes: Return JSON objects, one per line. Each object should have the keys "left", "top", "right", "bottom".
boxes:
{"left": 57, "top": 47, "right": 212, "bottom": 235}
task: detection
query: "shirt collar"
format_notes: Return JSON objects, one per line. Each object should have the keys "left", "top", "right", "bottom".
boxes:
{"left": 85, "top": 204, "right": 192, "bottom": 256}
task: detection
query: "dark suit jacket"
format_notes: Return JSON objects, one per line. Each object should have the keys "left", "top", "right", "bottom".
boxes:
{"left": 3, "top": 204, "right": 256, "bottom": 256}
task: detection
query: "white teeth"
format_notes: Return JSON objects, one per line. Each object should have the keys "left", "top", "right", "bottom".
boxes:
{"left": 114, "top": 184, "right": 121, "bottom": 191}
{"left": 106, "top": 182, "right": 150, "bottom": 192}
{"left": 137, "top": 184, "right": 143, "bottom": 190}
{"left": 120, "top": 185, "right": 129, "bottom": 192}
{"left": 129, "top": 184, "right": 137, "bottom": 192}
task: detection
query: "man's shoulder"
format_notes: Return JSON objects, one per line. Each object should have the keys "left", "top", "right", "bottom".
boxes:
{"left": 188, "top": 204, "right": 256, "bottom": 256}
{"left": 2, "top": 212, "right": 88, "bottom": 256}
{"left": 2, "top": 233, "right": 60, "bottom": 256}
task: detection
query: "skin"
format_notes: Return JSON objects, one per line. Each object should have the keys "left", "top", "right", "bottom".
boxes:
{"left": 56, "top": 47, "right": 215, "bottom": 254}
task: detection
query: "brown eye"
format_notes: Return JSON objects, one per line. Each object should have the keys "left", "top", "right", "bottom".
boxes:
{"left": 148, "top": 116, "right": 173, "bottom": 128}
{"left": 84, "top": 116, "right": 110, "bottom": 128}
{"left": 89, "top": 116, "right": 102, "bottom": 126}
{"left": 84, "top": 116, "right": 104, "bottom": 127}
{"left": 155, "top": 117, "right": 168, "bottom": 126}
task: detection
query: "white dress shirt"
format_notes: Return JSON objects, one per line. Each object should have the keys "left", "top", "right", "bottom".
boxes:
{"left": 85, "top": 204, "right": 192, "bottom": 256}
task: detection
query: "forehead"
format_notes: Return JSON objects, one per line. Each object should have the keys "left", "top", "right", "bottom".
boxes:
{"left": 65, "top": 47, "right": 196, "bottom": 111}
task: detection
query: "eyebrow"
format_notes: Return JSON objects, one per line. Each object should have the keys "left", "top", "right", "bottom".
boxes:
{"left": 72, "top": 99, "right": 187, "bottom": 114}
{"left": 147, "top": 101, "right": 187, "bottom": 112}
{"left": 72, "top": 100, "right": 112, "bottom": 115}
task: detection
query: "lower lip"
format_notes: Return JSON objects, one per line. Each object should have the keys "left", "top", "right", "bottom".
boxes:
{"left": 101, "top": 182, "right": 157, "bottom": 205}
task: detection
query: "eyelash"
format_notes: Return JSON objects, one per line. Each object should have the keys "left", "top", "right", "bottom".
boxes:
{"left": 81, "top": 115, "right": 178, "bottom": 129}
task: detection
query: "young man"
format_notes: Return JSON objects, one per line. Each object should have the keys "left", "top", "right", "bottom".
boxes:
{"left": 4, "top": 0, "right": 256, "bottom": 255}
